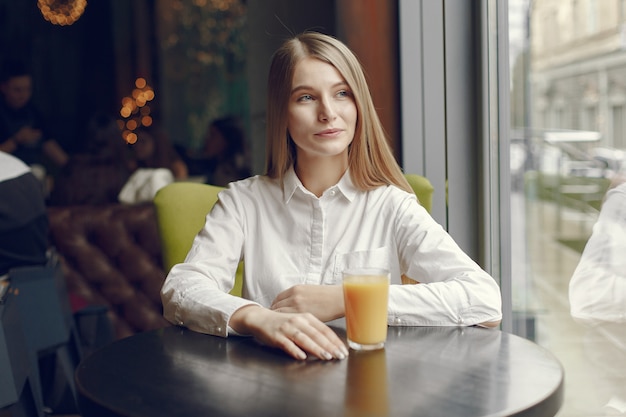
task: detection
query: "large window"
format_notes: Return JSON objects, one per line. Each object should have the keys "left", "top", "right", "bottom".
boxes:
{"left": 402, "top": 2, "right": 625, "bottom": 416}
{"left": 508, "top": 0, "right": 625, "bottom": 415}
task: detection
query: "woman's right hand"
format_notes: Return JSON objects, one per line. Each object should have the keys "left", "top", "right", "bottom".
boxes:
{"left": 229, "top": 305, "right": 348, "bottom": 361}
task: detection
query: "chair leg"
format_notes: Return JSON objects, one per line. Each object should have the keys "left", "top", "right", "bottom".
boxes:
{"left": 50, "top": 344, "right": 80, "bottom": 412}
{"left": 27, "top": 351, "right": 46, "bottom": 417}
{"left": 0, "top": 380, "right": 41, "bottom": 417}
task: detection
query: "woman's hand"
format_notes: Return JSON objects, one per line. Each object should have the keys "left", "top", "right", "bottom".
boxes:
{"left": 270, "top": 284, "right": 344, "bottom": 322}
{"left": 229, "top": 305, "right": 348, "bottom": 361}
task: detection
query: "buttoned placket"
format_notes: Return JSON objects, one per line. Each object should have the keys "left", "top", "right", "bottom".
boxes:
{"left": 306, "top": 196, "right": 324, "bottom": 284}
{"left": 305, "top": 186, "right": 341, "bottom": 284}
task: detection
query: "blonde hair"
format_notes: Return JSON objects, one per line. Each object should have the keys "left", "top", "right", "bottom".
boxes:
{"left": 265, "top": 32, "right": 412, "bottom": 194}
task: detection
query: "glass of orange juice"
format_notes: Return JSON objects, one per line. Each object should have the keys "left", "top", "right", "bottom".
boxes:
{"left": 342, "top": 268, "right": 390, "bottom": 351}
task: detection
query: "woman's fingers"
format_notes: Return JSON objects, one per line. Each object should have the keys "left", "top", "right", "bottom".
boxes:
{"left": 278, "top": 315, "right": 348, "bottom": 361}
{"left": 233, "top": 306, "right": 348, "bottom": 361}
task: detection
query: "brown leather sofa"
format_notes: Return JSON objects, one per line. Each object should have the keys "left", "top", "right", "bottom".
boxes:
{"left": 47, "top": 203, "right": 170, "bottom": 340}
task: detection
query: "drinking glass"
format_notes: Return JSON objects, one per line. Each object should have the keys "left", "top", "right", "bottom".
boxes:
{"left": 342, "top": 268, "right": 390, "bottom": 351}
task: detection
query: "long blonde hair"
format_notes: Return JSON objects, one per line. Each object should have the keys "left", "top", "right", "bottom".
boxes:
{"left": 265, "top": 32, "right": 412, "bottom": 194}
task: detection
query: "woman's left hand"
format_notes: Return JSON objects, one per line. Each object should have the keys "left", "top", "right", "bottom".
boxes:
{"left": 271, "top": 284, "right": 344, "bottom": 322}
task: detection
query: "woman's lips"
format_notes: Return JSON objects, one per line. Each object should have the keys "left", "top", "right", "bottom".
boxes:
{"left": 316, "top": 128, "right": 342, "bottom": 137}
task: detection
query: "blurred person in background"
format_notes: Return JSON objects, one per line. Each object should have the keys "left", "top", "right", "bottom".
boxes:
{"left": 0, "top": 151, "right": 48, "bottom": 278}
{"left": 118, "top": 124, "right": 188, "bottom": 204}
{"left": 186, "top": 116, "right": 251, "bottom": 186}
{"left": 128, "top": 124, "right": 188, "bottom": 181}
{"left": 0, "top": 60, "right": 68, "bottom": 191}
{"left": 49, "top": 113, "right": 132, "bottom": 205}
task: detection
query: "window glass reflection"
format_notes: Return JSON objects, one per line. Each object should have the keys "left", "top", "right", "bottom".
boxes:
{"left": 509, "top": 0, "right": 626, "bottom": 415}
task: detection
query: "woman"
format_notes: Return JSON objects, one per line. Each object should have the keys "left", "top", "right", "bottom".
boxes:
{"left": 161, "top": 32, "right": 502, "bottom": 361}
{"left": 569, "top": 172, "right": 626, "bottom": 323}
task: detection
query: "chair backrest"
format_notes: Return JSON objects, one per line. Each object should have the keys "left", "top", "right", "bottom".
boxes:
{"left": 8, "top": 263, "right": 83, "bottom": 415}
{"left": 153, "top": 182, "right": 243, "bottom": 296}
{"left": 404, "top": 174, "right": 434, "bottom": 213}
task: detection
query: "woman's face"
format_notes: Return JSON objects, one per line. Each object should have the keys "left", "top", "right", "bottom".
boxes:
{"left": 287, "top": 57, "right": 357, "bottom": 163}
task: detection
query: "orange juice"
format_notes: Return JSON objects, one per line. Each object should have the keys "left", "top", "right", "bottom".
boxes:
{"left": 342, "top": 270, "right": 389, "bottom": 350}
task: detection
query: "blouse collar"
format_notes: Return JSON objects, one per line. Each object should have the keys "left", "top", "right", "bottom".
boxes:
{"left": 282, "top": 166, "right": 358, "bottom": 204}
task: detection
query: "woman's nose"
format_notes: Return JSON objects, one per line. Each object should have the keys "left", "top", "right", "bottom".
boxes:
{"left": 318, "top": 98, "right": 337, "bottom": 122}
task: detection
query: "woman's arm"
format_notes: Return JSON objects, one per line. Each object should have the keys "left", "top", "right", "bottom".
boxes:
{"left": 391, "top": 195, "right": 502, "bottom": 327}
{"left": 269, "top": 284, "right": 345, "bottom": 322}
{"left": 160, "top": 184, "right": 348, "bottom": 360}
{"left": 569, "top": 183, "right": 626, "bottom": 322}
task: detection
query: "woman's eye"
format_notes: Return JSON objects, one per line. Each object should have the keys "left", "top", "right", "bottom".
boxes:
{"left": 337, "top": 90, "right": 352, "bottom": 98}
{"left": 298, "top": 94, "right": 313, "bottom": 102}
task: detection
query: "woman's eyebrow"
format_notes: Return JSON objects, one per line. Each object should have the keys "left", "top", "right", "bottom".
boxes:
{"left": 290, "top": 85, "right": 312, "bottom": 95}
{"left": 290, "top": 81, "right": 348, "bottom": 95}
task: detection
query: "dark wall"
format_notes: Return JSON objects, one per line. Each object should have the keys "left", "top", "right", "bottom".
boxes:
{"left": 0, "top": 0, "right": 335, "bottom": 163}
{"left": 0, "top": 1, "right": 118, "bottom": 153}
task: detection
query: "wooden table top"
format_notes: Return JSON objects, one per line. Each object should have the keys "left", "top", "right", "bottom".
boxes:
{"left": 76, "top": 322, "right": 564, "bottom": 417}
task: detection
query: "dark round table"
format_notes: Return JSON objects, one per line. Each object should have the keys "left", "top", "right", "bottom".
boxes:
{"left": 75, "top": 323, "right": 564, "bottom": 417}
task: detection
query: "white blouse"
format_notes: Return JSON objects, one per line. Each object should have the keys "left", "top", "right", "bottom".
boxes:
{"left": 569, "top": 182, "right": 626, "bottom": 323}
{"left": 161, "top": 167, "right": 502, "bottom": 337}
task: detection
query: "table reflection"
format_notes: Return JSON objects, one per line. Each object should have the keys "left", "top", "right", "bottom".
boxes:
{"left": 577, "top": 321, "right": 626, "bottom": 416}
{"left": 345, "top": 348, "right": 389, "bottom": 417}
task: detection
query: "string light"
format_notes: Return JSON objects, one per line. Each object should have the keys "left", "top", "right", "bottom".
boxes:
{"left": 38, "top": 0, "right": 87, "bottom": 26}
{"left": 119, "top": 78, "right": 155, "bottom": 144}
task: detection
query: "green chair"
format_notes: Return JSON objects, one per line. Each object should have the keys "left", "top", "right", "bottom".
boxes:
{"left": 153, "top": 182, "right": 244, "bottom": 297}
{"left": 404, "top": 173, "right": 434, "bottom": 213}
{"left": 401, "top": 173, "right": 434, "bottom": 286}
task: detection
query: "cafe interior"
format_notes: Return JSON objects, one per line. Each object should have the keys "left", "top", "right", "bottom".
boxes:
{"left": 1, "top": 0, "right": 625, "bottom": 416}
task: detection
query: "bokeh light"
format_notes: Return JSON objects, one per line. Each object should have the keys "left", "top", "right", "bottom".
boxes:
{"left": 38, "top": 0, "right": 87, "bottom": 26}
{"left": 119, "top": 77, "right": 155, "bottom": 144}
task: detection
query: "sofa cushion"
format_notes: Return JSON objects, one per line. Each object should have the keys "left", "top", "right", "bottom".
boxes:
{"left": 47, "top": 203, "right": 169, "bottom": 339}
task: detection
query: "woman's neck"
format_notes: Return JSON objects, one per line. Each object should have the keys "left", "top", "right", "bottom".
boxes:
{"left": 295, "top": 154, "right": 348, "bottom": 197}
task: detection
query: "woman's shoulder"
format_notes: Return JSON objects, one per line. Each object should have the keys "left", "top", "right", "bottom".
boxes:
{"left": 369, "top": 183, "right": 433, "bottom": 220}
{"left": 610, "top": 181, "right": 626, "bottom": 194}
{"left": 215, "top": 175, "right": 284, "bottom": 217}
{"left": 222, "top": 174, "right": 279, "bottom": 198}
{"left": 373, "top": 183, "right": 417, "bottom": 202}
{"left": 360, "top": 183, "right": 420, "bottom": 213}
{"left": 603, "top": 181, "right": 626, "bottom": 207}
{"left": 226, "top": 174, "right": 271, "bottom": 187}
